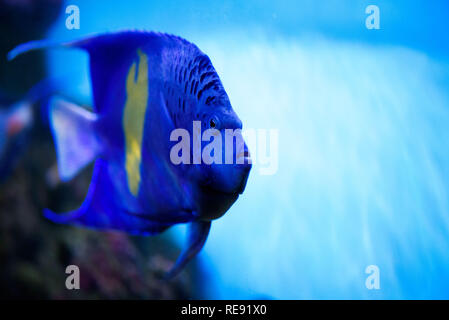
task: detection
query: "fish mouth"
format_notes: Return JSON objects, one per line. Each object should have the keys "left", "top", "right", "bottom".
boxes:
{"left": 236, "top": 150, "right": 252, "bottom": 164}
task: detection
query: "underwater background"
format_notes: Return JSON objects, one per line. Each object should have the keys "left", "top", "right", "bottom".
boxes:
{"left": 1, "top": 0, "right": 449, "bottom": 299}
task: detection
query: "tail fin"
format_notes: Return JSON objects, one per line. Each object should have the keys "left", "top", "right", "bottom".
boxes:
{"left": 48, "top": 97, "right": 101, "bottom": 181}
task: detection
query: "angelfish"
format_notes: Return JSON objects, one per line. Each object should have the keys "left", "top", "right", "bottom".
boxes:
{"left": 8, "top": 31, "right": 252, "bottom": 277}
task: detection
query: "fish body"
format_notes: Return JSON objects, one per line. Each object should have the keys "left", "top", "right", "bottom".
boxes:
{"left": 9, "top": 31, "right": 251, "bottom": 276}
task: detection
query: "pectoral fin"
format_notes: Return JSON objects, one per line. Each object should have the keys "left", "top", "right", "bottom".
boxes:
{"left": 164, "top": 221, "right": 211, "bottom": 279}
{"left": 48, "top": 97, "right": 100, "bottom": 181}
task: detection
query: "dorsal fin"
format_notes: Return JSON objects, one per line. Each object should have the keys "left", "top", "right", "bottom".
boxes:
{"left": 8, "top": 31, "right": 163, "bottom": 113}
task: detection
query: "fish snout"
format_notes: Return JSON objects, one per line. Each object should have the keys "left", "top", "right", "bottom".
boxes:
{"left": 236, "top": 149, "right": 251, "bottom": 164}
{"left": 235, "top": 142, "right": 252, "bottom": 165}
{"left": 235, "top": 148, "right": 252, "bottom": 194}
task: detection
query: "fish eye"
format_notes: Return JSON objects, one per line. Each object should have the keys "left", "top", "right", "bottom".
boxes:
{"left": 209, "top": 116, "right": 220, "bottom": 129}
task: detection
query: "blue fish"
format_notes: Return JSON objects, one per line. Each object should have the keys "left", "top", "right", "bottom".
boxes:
{"left": 9, "top": 31, "right": 252, "bottom": 277}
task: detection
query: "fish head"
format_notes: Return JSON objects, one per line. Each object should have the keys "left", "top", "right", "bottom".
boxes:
{"left": 192, "top": 100, "right": 252, "bottom": 219}
{"left": 165, "top": 50, "right": 252, "bottom": 219}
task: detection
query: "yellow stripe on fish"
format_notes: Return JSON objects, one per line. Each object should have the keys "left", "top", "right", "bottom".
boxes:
{"left": 123, "top": 49, "right": 149, "bottom": 196}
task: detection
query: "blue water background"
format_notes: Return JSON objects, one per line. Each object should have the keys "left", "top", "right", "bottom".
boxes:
{"left": 45, "top": 0, "right": 449, "bottom": 299}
